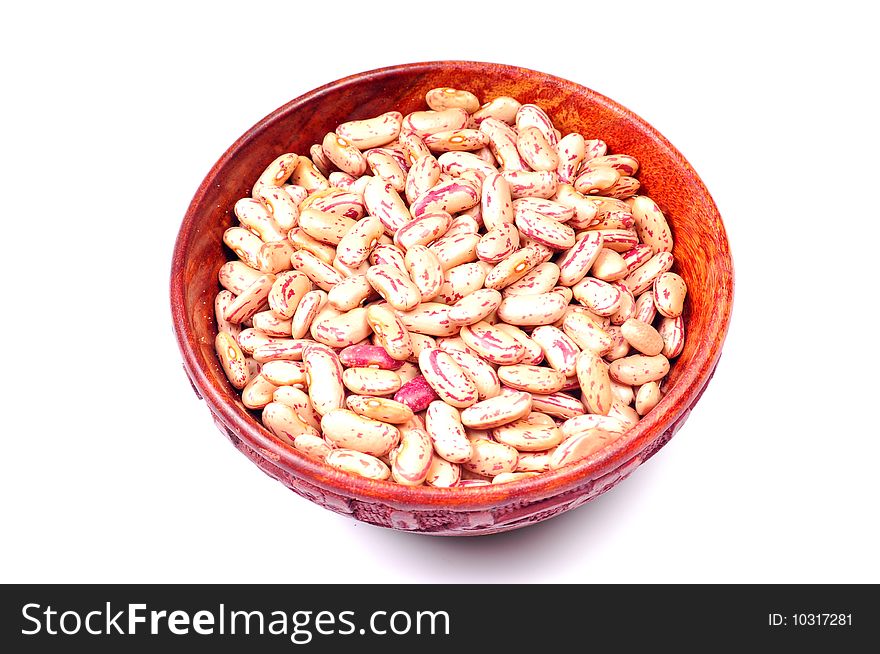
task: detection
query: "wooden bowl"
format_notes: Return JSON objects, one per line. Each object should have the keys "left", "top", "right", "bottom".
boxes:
{"left": 170, "top": 61, "right": 734, "bottom": 535}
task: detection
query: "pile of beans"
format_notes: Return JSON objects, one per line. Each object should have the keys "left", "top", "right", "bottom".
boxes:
{"left": 214, "top": 87, "right": 687, "bottom": 487}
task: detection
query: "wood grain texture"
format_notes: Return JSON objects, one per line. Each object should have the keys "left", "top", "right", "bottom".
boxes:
{"left": 170, "top": 61, "right": 734, "bottom": 535}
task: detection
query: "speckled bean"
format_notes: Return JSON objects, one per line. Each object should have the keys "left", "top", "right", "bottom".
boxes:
{"left": 428, "top": 232, "right": 480, "bottom": 270}
{"left": 426, "top": 87, "right": 480, "bottom": 113}
{"left": 396, "top": 302, "right": 463, "bottom": 337}
{"left": 342, "top": 367, "right": 402, "bottom": 396}
{"left": 610, "top": 380, "right": 634, "bottom": 406}
{"left": 517, "top": 126, "right": 559, "bottom": 171}
{"left": 418, "top": 349, "right": 478, "bottom": 408}
{"left": 325, "top": 449, "right": 391, "bottom": 480}
{"left": 363, "top": 177, "right": 411, "bottom": 232}
{"left": 303, "top": 188, "right": 366, "bottom": 220}
{"left": 479, "top": 118, "right": 527, "bottom": 171}
{"left": 632, "top": 292, "right": 656, "bottom": 326}
{"left": 261, "top": 360, "right": 307, "bottom": 386}
{"left": 635, "top": 381, "right": 662, "bottom": 416}
{"left": 602, "top": 176, "right": 641, "bottom": 199}
{"left": 561, "top": 310, "right": 612, "bottom": 355}
{"left": 411, "top": 178, "right": 480, "bottom": 217}
{"left": 390, "top": 428, "right": 433, "bottom": 485}
{"left": 289, "top": 290, "right": 326, "bottom": 339}
{"left": 425, "top": 455, "right": 461, "bottom": 487}
{"left": 268, "top": 271, "right": 310, "bottom": 319}
{"left": 262, "top": 401, "right": 319, "bottom": 446}
{"left": 366, "top": 264, "right": 422, "bottom": 311}
{"left": 322, "top": 132, "right": 367, "bottom": 176}
{"left": 460, "top": 391, "right": 532, "bottom": 429}
{"left": 573, "top": 277, "right": 623, "bottom": 316}
{"left": 494, "top": 324, "right": 544, "bottom": 365}
{"left": 609, "top": 354, "right": 670, "bottom": 385}
{"left": 424, "top": 401, "right": 473, "bottom": 463}
{"left": 653, "top": 272, "right": 687, "bottom": 318}
{"left": 459, "top": 321, "right": 524, "bottom": 364}
{"left": 476, "top": 222, "right": 520, "bottom": 263}
{"left": 369, "top": 243, "right": 408, "bottom": 273}
{"left": 303, "top": 346, "right": 344, "bottom": 416}
{"left": 444, "top": 349, "right": 501, "bottom": 400}
{"left": 293, "top": 433, "right": 332, "bottom": 461}
{"left": 326, "top": 275, "right": 372, "bottom": 311}
{"left": 515, "top": 450, "right": 554, "bottom": 473}
{"left": 255, "top": 241, "right": 295, "bottom": 275}
{"left": 290, "top": 250, "right": 345, "bottom": 291}
{"left": 556, "top": 133, "right": 587, "bottom": 183}
{"left": 515, "top": 209, "right": 575, "bottom": 249}
{"left": 252, "top": 153, "right": 298, "bottom": 199}
{"left": 223, "top": 226, "right": 263, "bottom": 269}
{"left": 472, "top": 96, "right": 521, "bottom": 125}
{"left": 224, "top": 274, "right": 275, "bottom": 324}
{"left": 561, "top": 413, "right": 629, "bottom": 438}
{"left": 484, "top": 245, "right": 544, "bottom": 290}
{"left": 394, "top": 211, "right": 452, "bottom": 250}
{"left": 346, "top": 395, "right": 414, "bottom": 424}
{"left": 404, "top": 245, "right": 444, "bottom": 301}
{"left": 501, "top": 170, "right": 558, "bottom": 199}
{"left": 251, "top": 338, "right": 306, "bottom": 363}
{"left": 481, "top": 172, "right": 514, "bottom": 232}
{"left": 336, "top": 112, "right": 402, "bottom": 150}
{"left": 433, "top": 262, "right": 488, "bottom": 304}
{"left": 623, "top": 251, "right": 675, "bottom": 295}
{"left": 557, "top": 231, "right": 604, "bottom": 286}
{"left": 522, "top": 326, "right": 576, "bottom": 376}
{"left": 530, "top": 392, "right": 586, "bottom": 420}
{"left": 503, "top": 262, "right": 560, "bottom": 296}
{"left": 574, "top": 166, "right": 620, "bottom": 195}
{"left": 497, "top": 365, "right": 566, "bottom": 394}
{"left": 620, "top": 318, "right": 664, "bottom": 356}
{"left": 592, "top": 229, "right": 639, "bottom": 253}
{"left": 216, "top": 331, "right": 250, "bottom": 389}
{"left": 310, "top": 307, "right": 371, "bottom": 348}
{"left": 493, "top": 413, "right": 564, "bottom": 451}
{"left": 622, "top": 244, "right": 653, "bottom": 275}
{"left": 404, "top": 155, "right": 441, "bottom": 204}
{"left": 463, "top": 439, "right": 519, "bottom": 476}
{"left": 235, "top": 198, "right": 287, "bottom": 242}
{"left": 575, "top": 351, "right": 613, "bottom": 415}
{"left": 334, "top": 215, "right": 382, "bottom": 268}
{"left": 321, "top": 409, "right": 399, "bottom": 457}
{"left": 364, "top": 305, "right": 413, "bottom": 362}
{"left": 402, "top": 108, "right": 469, "bottom": 139}
{"left": 424, "top": 129, "right": 489, "bottom": 153}
{"left": 657, "top": 315, "right": 685, "bottom": 358}
{"left": 219, "top": 260, "right": 264, "bottom": 295}
{"left": 309, "top": 144, "right": 334, "bottom": 177}
{"left": 496, "top": 292, "right": 567, "bottom": 326}
{"left": 298, "top": 208, "right": 356, "bottom": 246}
{"left": 553, "top": 184, "right": 600, "bottom": 229}
{"left": 289, "top": 156, "right": 329, "bottom": 194}
{"left": 549, "top": 429, "right": 619, "bottom": 469}
{"left": 214, "top": 290, "right": 241, "bottom": 337}
{"left": 288, "top": 228, "right": 336, "bottom": 264}
{"left": 444, "top": 213, "right": 479, "bottom": 239}
{"left": 590, "top": 248, "right": 629, "bottom": 282}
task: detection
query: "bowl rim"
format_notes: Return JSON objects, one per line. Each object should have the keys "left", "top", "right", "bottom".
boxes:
{"left": 170, "top": 60, "right": 734, "bottom": 511}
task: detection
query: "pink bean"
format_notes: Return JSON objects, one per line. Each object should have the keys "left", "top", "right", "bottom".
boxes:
{"left": 393, "top": 375, "right": 440, "bottom": 412}
{"left": 339, "top": 344, "right": 404, "bottom": 370}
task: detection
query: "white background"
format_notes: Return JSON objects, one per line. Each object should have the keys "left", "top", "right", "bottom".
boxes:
{"left": 1, "top": 1, "right": 877, "bottom": 583}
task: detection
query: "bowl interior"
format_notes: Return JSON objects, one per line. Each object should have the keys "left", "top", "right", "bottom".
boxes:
{"left": 172, "top": 61, "right": 733, "bottom": 508}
